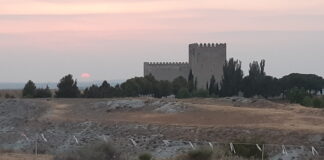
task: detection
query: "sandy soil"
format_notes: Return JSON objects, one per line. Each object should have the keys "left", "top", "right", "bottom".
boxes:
{"left": 41, "top": 98, "right": 324, "bottom": 133}
{"left": 0, "top": 153, "right": 52, "bottom": 160}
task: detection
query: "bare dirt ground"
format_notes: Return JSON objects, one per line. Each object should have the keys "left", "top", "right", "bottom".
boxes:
{"left": 0, "top": 97, "right": 323, "bottom": 159}
{"left": 0, "top": 153, "right": 52, "bottom": 160}
{"left": 41, "top": 98, "right": 324, "bottom": 132}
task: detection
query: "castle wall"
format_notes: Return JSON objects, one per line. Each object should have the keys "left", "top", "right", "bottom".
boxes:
{"left": 189, "top": 43, "right": 226, "bottom": 89}
{"left": 144, "top": 62, "right": 190, "bottom": 81}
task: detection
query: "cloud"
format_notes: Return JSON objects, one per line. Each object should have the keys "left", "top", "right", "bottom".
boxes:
{"left": 1, "top": 0, "right": 324, "bottom": 15}
{"left": 1, "top": 9, "right": 324, "bottom": 36}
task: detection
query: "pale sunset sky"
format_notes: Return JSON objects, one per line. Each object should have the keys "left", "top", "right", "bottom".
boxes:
{"left": 1, "top": 0, "right": 324, "bottom": 82}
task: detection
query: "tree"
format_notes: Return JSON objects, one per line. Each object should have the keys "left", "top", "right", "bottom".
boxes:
{"left": 34, "top": 85, "right": 52, "bottom": 98}
{"left": 241, "top": 59, "right": 281, "bottom": 98}
{"left": 220, "top": 58, "right": 243, "bottom": 97}
{"left": 286, "top": 87, "right": 308, "bottom": 104}
{"left": 156, "top": 80, "right": 172, "bottom": 98}
{"left": 280, "top": 73, "right": 324, "bottom": 95}
{"left": 83, "top": 85, "right": 101, "bottom": 98}
{"left": 192, "top": 89, "right": 209, "bottom": 97}
{"left": 23, "top": 80, "right": 36, "bottom": 98}
{"left": 188, "top": 69, "right": 194, "bottom": 92}
{"left": 55, "top": 74, "right": 80, "bottom": 98}
{"left": 172, "top": 76, "right": 188, "bottom": 95}
{"left": 208, "top": 75, "right": 218, "bottom": 95}
{"left": 176, "top": 88, "right": 191, "bottom": 99}
{"left": 99, "top": 81, "right": 115, "bottom": 98}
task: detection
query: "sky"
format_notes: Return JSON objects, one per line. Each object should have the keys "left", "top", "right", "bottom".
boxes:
{"left": 1, "top": 0, "right": 324, "bottom": 83}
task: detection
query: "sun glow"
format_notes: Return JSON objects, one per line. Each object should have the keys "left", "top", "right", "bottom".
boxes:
{"left": 1, "top": 0, "right": 324, "bottom": 15}
{"left": 81, "top": 73, "right": 91, "bottom": 79}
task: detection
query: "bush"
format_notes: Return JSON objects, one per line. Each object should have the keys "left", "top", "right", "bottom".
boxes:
{"left": 192, "top": 89, "right": 209, "bottom": 98}
{"left": 34, "top": 86, "right": 52, "bottom": 98}
{"left": 232, "top": 138, "right": 265, "bottom": 159}
{"left": 5, "top": 93, "right": 15, "bottom": 99}
{"left": 301, "top": 96, "right": 313, "bottom": 107}
{"left": 300, "top": 96, "right": 324, "bottom": 108}
{"left": 312, "top": 98, "right": 323, "bottom": 108}
{"left": 187, "top": 148, "right": 213, "bottom": 160}
{"left": 176, "top": 88, "right": 191, "bottom": 99}
{"left": 286, "top": 87, "right": 308, "bottom": 104}
{"left": 54, "top": 142, "right": 121, "bottom": 160}
{"left": 233, "top": 144, "right": 263, "bottom": 159}
{"left": 138, "top": 153, "right": 152, "bottom": 160}
{"left": 172, "top": 76, "right": 188, "bottom": 95}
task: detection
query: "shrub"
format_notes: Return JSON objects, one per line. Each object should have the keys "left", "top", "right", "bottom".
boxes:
{"left": 301, "top": 96, "right": 313, "bottom": 107}
{"left": 233, "top": 144, "right": 263, "bottom": 159}
{"left": 138, "top": 153, "right": 152, "bottom": 160}
{"left": 312, "top": 98, "right": 323, "bottom": 108}
{"left": 176, "top": 88, "right": 191, "bottom": 99}
{"left": 5, "top": 93, "right": 15, "bottom": 99}
{"left": 54, "top": 142, "right": 121, "bottom": 160}
{"left": 34, "top": 86, "right": 52, "bottom": 98}
{"left": 286, "top": 87, "right": 308, "bottom": 104}
{"left": 232, "top": 138, "right": 265, "bottom": 159}
{"left": 187, "top": 148, "right": 213, "bottom": 160}
{"left": 192, "top": 89, "right": 209, "bottom": 98}
{"left": 172, "top": 76, "right": 188, "bottom": 95}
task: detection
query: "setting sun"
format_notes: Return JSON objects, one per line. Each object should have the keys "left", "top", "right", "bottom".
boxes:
{"left": 81, "top": 73, "right": 91, "bottom": 79}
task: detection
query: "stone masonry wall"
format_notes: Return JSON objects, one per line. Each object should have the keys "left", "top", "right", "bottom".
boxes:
{"left": 144, "top": 62, "right": 190, "bottom": 81}
{"left": 189, "top": 43, "right": 226, "bottom": 89}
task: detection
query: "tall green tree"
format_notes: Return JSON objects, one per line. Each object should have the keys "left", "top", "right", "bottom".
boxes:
{"left": 99, "top": 81, "right": 115, "bottom": 98}
{"left": 242, "top": 59, "right": 281, "bottom": 98}
{"left": 23, "top": 80, "right": 36, "bottom": 98}
{"left": 55, "top": 74, "right": 80, "bottom": 98}
{"left": 188, "top": 69, "right": 194, "bottom": 92}
{"left": 220, "top": 58, "right": 243, "bottom": 97}
{"left": 242, "top": 61, "right": 265, "bottom": 97}
{"left": 208, "top": 75, "right": 218, "bottom": 95}
{"left": 83, "top": 85, "right": 101, "bottom": 98}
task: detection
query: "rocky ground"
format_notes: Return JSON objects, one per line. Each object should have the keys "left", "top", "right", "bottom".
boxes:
{"left": 0, "top": 97, "right": 323, "bottom": 160}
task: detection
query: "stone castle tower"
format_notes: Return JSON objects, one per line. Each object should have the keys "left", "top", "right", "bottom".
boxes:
{"left": 144, "top": 43, "right": 227, "bottom": 89}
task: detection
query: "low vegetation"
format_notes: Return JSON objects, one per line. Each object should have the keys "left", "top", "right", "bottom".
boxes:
{"left": 138, "top": 153, "right": 153, "bottom": 160}
{"left": 54, "top": 142, "right": 121, "bottom": 160}
{"left": 22, "top": 58, "right": 324, "bottom": 108}
{"left": 287, "top": 87, "right": 324, "bottom": 108}
{"left": 53, "top": 141, "right": 263, "bottom": 160}
{"left": 22, "top": 80, "right": 52, "bottom": 98}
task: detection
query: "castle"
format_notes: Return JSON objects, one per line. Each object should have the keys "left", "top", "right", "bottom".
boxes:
{"left": 144, "top": 43, "right": 227, "bottom": 89}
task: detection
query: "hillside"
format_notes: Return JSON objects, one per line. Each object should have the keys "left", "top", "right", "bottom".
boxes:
{"left": 0, "top": 97, "right": 323, "bottom": 159}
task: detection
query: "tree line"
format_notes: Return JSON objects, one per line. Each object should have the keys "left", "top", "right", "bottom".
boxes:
{"left": 22, "top": 58, "right": 324, "bottom": 107}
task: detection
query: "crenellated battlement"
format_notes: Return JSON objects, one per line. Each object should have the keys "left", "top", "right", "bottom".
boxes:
{"left": 144, "top": 62, "right": 189, "bottom": 65}
{"left": 144, "top": 42, "right": 226, "bottom": 89}
{"left": 189, "top": 43, "right": 226, "bottom": 48}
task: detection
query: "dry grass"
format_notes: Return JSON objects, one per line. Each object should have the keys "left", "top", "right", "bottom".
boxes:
{"left": 0, "top": 90, "right": 22, "bottom": 98}
{"left": 39, "top": 98, "right": 324, "bottom": 133}
{"left": 0, "top": 153, "right": 53, "bottom": 160}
